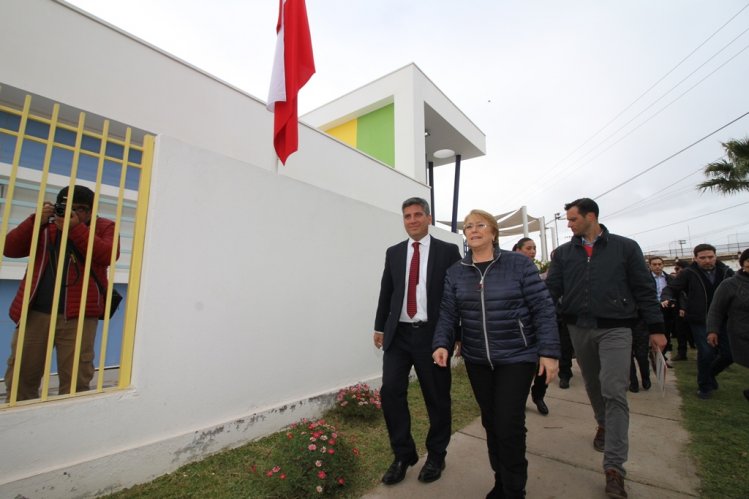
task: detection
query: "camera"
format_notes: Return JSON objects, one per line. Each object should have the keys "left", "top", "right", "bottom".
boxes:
{"left": 54, "top": 203, "right": 66, "bottom": 216}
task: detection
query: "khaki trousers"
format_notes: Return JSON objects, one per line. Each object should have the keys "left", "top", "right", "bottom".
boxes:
{"left": 4, "top": 311, "right": 97, "bottom": 401}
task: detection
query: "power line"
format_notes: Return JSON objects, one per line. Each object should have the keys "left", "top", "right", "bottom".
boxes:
{"left": 627, "top": 200, "right": 749, "bottom": 237}
{"left": 561, "top": 40, "right": 749, "bottom": 182}
{"left": 594, "top": 110, "right": 749, "bottom": 199}
{"left": 552, "top": 3, "right": 749, "bottom": 172}
{"left": 504, "top": 6, "right": 749, "bottom": 207}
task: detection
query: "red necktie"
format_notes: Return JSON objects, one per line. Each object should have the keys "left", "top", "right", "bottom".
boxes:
{"left": 407, "top": 242, "right": 420, "bottom": 318}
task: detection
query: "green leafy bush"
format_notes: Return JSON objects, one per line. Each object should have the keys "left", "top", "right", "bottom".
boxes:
{"left": 264, "top": 418, "right": 359, "bottom": 497}
{"left": 334, "top": 383, "right": 382, "bottom": 420}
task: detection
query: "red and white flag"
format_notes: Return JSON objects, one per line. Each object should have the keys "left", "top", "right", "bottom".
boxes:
{"left": 267, "top": 0, "right": 315, "bottom": 165}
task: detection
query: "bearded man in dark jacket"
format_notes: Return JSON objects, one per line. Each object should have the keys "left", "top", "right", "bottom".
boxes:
{"left": 662, "top": 243, "right": 734, "bottom": 399}
{"left": 545, "top": 198, "right": 665, "bottom": 499}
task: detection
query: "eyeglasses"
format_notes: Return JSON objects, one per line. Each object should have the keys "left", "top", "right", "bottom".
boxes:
{"left": 463, "top": 222, "right": 488, "bottom": 232}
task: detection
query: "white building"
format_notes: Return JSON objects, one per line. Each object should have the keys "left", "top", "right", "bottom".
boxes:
{"left": 0, "top": 1, "right": 485, "bottom": 497}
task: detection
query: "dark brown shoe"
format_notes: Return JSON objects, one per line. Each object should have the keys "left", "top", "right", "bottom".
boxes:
{"left": 605, "top": 469, "right": 627, "bottom": 498}
{"left": 594, "top": 426, "right": 605, "bottom": 452}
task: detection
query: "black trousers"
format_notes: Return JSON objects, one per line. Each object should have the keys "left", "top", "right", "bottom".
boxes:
{"left": 558, "top": 320, "right": 575, "bottom": 381}
{"left": 630, "top": 321, "right": 650, "bottom": 385}
{"left": 530, "top": 371, "right": 547, "bottom": 400}
{"left": 466, "top": 361, "right": 535, "bottom": 499}
{"left": 381, "top": 324, "right": 452, "bottom": 461}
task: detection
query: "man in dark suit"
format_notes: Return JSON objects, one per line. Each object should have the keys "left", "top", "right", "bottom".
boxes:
{"left": 373, "top": 197, "right": 462, "bottom": 485}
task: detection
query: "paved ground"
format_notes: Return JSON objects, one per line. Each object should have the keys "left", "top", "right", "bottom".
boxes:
{"left": 363, "top": 363, "right": 700, "bottom": 498}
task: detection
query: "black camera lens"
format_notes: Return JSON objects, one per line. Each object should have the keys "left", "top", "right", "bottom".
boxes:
{"left": 54, "top": 203, "right": 66, "bottom": 216}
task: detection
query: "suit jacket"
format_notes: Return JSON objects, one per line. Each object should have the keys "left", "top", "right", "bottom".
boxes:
{"left": 374, "top": 236, "right": 461, "bottom": 351}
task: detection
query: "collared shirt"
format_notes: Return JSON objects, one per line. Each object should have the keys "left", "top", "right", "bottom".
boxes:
{"left": 581, "top": 231, "right": 602, "bottom": 258}
{"left": 400, "top": 234, "right": 431, "bottom": 322}
{"left": 703, "top": 268, "right": 716, "bottom": 284}
{"left": 652, "top": 272, "right": 667, "bottom": 301}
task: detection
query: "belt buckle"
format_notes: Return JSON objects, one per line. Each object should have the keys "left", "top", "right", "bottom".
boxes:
{"left": 412, "top": 320, "right": 426, "bottom": 328}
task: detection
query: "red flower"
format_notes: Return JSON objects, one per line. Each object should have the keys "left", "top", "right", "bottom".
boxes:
{"left": 328, "top": 448, "right": 335, "bottom": 454}
{"left": 280, "top": 473, "right": 286, "bottom": 480}
{"left": 318, "top": 470, "right": 327, "bottom": 479}
{"left": 337, "top": 477, "right": 345, "bottom": 485}
{"left": 353, "top": 448, "right": 360, "bottom": 456}
{"left": 266, "top": 471, "right": 273, "bottom": 477}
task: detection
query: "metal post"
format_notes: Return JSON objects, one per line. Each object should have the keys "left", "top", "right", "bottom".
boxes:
{"left": 428, "top": 161, "right": 435, "bottom": 225}
{"left": 450, "top": 154, "right": 462, "bottom": 233}
{"left": 554, "top": 212, "right": 561, "bottom": 248}
{"left": 539, "top": 216, "right": 547, "bottom": 261}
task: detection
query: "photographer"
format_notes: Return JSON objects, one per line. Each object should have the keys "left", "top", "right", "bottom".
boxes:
{"left": 4, "top": 185, "right": 118, "bottom": 401}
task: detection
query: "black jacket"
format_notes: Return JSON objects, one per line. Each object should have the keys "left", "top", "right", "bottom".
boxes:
{"left": 374, "top": 236, "right": 462, "bottom": 352}
{"left": 545, "top": 225, "right": 664, "bottom": 332}
{"left": 707, "top": 270, "right": 749, "bottom": 367}
{"left": 662, "top": 260, "right": 734, "bottom": 325}
{"left": 432, "top": 249, "right": 560, "bottom": 367}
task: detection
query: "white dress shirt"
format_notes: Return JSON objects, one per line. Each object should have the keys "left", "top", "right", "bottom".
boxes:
{"left": 399, "top": 234, "right": 430, "bottom": 322}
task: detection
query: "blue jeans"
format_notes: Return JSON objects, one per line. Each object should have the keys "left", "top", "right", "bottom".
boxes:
{"left": 690, "top": 322, "right": 733, "bottom": 393}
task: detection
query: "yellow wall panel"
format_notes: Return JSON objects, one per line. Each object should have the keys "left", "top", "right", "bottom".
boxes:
{"left": 325, "top": 120, "right": 358, "bottom": 147}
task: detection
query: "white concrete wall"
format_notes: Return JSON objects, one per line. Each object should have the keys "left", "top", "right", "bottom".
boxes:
{"left": 0, "top": 1, "right": 464, "bottom": 497}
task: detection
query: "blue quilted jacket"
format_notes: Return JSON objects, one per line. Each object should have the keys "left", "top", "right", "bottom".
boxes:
{"left": 433, "top": 248, "right": 560, "bottom": 367}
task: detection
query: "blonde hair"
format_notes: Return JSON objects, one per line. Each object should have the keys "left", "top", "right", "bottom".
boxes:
{"left": 464, "top": 209, "right": 499, "bottom": 244}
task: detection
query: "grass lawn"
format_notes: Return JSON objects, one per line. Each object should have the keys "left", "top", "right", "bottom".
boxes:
{"left": 672, "top": 358, "right": 749, "bottom": 499}
{"left": 106, "top": 362, "right": 480, "bottom": 498}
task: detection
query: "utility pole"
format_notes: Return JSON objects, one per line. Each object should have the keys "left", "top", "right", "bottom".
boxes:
{"left": 554, "top": 212, "right": 561, "bottom": 248}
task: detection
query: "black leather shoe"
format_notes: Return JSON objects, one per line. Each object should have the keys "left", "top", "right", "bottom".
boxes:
{"left": 629, "top": 382, "right": 639, "bottom": 393}
{"left": 533, "top": 397, "right": 549, "bottom": 415}
{"left": 559, "top": 378, "right": 570, "bottom": 389}
{"left": 418, "top": 459, "right": 446, "bottom": 483}
{"left": 642, "top": 378, "right": 652, "bottom": 390}
{"left": 382, "top": 455, "right": 418, "bottom": 485}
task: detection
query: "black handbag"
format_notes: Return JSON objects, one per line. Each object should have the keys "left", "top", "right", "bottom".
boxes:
{"left": 85, "top": 265, "right": 123, "bottom": 320}
{"left": 68, "top": 244, "right": 123, "bottom": 320}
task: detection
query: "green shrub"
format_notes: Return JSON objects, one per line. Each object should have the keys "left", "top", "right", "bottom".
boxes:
{"left": 263, "top": 418, "right": 359, "bottom": 497}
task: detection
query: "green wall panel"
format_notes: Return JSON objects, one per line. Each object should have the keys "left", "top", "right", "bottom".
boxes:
{"left": 356, "top": 103, "right": 394, "bottom": 167}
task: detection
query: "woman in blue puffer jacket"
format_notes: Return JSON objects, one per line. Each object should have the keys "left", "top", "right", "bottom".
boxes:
{"left": 433, "top": 209, "right": 560, "bottom": 499}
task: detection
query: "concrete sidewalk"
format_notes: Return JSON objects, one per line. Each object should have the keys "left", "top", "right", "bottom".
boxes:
{"left": 363, "top": 364, "right": 699, "bottom": 498}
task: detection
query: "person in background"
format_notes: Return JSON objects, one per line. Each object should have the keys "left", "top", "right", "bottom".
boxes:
{"left": 434, "top": 210, "right": 559, "bottom": 499}
{"left": 373, "top": 197, "right": 462, "bottom": 485}
{"left": 669, "top": 259, "right": 693, "bottom": 360}
{"left": 513, "top": 237, "right": 550, "bottom": 415}
{"left": 546, "top": 198, "right": 665, "bottom": 499}
{"left": 707, "top": 248, "right": 749, "bottom": 402}
{"left": 4, "top": 185, "right": 118, "bottom": 401}
{"left": 649, "top": 256, "right": 675, "bottom": 354}
{"left": 662, "top": 244, "right": 734, "bottom": 399}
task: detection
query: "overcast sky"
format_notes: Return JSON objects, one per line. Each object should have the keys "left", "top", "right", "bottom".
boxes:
{"left": 67, "top": 0, "right": 749, "bottom": 256}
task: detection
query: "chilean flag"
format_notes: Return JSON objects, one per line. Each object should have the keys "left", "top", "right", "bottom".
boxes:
{"left": 267, "top": 0, "right": 315, "bottom": 165}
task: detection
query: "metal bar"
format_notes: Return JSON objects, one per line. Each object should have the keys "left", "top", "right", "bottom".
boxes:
{"left": 70, "top": 120, "right": 110, "bottom": 395}
{"left": 428, "top": 161, "right": 435, "bottom": 225}
{"left": 96, "top": 127, "right": 130, "bottom": 392}
{"left": 118, "top": 134, "right": 155, "bottom": 388}
{"left": 450, "top": 154, "right": 462, "bottom": 233}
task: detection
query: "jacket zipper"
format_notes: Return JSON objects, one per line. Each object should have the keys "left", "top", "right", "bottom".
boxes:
{"left": 462, "top": 255, "right": 499, "bottom": 369}
{"left": 518, "top": 319, "right": 528, "bottom": 347}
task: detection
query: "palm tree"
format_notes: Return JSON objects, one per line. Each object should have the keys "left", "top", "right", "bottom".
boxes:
{"left": 698, "top": 137, "right": 749, "bottom": 194}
